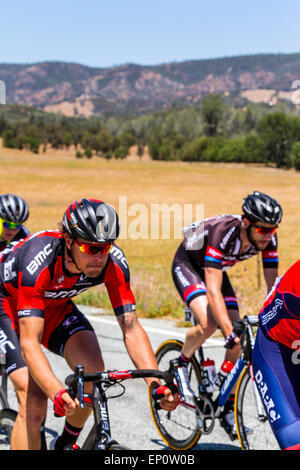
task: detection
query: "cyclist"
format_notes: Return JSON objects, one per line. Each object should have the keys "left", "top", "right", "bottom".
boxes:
{"left": 0, "top": 198, "right": 179, "bottom": 450}
{"left": 171, "top": 190, "right": 282, "bottom": 436}
{"left": 0, "top": 193, "right": 30, "bottom": 250}
{"left": 252, "top": 259, "right": 300, "bottom": 450}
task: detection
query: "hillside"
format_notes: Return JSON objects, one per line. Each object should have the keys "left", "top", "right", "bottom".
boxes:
{"left": 0, "top": 53, "right": 299, "bottom": 117}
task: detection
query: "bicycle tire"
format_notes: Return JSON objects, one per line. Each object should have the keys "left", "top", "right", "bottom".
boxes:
{"left": 81, "top": 423, "right": 97, "bottom": 450}
{"left": 0, "top": 408, "right": 17, "bottom": 450}
{"left": 235, "top": 366, "right": 279, "bottom": 450}
{"left": 149, "top": 339, "right": 202, "bottom": 450}
{"left": 108, "top": 443, "right": 131, "bottom": 450}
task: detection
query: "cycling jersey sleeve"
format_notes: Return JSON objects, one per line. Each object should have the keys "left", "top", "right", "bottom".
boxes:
{"left": 262, "top": 233, "right": 279, "bottom": 269}
{"left": 203, "top": 224, "right": 227, "bottom": 270}
{"left": 17, "top": 267, "right": 51, "bottom": 320}
{"left": 204, "top": 245, "right": 224, "bottom": 270}
{"left": 104, "top": 255, "right": 136, "bottom": 316}
{"left": 278, "top": 260, "right": 300, "bottom": 317}
{"left": 15, "top": 238, "right": 54, "bottom": 320}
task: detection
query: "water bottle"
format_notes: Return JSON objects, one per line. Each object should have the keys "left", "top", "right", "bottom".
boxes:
{"left": 201, "top": 358, "right": 216, "bottom": 393}
{"left": 214, "top": 360, "right": 234, "bottom": 389}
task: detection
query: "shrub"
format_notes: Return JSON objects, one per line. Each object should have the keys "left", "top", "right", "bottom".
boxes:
{"left": 288, "top": 141, "right": 300, "bottom": 171}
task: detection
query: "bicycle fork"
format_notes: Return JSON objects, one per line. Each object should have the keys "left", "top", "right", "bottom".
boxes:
{"left": 91, "top": 384, "right": 113, "bottom": 450}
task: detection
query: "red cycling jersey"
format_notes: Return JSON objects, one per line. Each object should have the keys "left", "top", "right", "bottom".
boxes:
{"left": 258, "top": 259, "right": 300, "bottom": 349}
{"left": 0, "top": 230, "right": 136, "bottom": 349}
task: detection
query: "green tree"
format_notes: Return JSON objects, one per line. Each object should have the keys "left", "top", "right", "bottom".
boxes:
{"left": 218, "top": 138, "right": 245, "bottom": 162}
{"left": 84, "top": 146, "right": 93, "bottom": 159}
{"left": 258, "top": 113, "right": 300, "bottom": 168}
{"left": 114, "top": 145, "right": 128, "bottom": 159}
{"left": 201, "top": 94, "right": 226, "bottom": 136}
{"left": 288, "top": 141, "right": 300, "bottom": 171}
{"left": 25, "top": 135, "right": 39, "bottom": 153}
{"left": 243, "top": 135, "right": 265, "bottom": 163}
{"left": 3, "top": 128, "right": 17, "bottom": 148}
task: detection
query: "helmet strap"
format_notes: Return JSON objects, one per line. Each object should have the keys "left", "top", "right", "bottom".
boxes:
{"left": 65, "top": 240, "right": 83, "bottom": 273}
{"left": 246, "top": 225, "right": 261, "bottom": 251}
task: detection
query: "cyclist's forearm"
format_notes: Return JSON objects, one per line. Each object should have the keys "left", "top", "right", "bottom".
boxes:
{"left": 123, "top": 322, "right": 160, "bottom": 388}
{"left": 206, "top": 289, "right": 233, "bottom": 338}
{"left": 21, "top": 340, "right": 64, "bottom": 400}
{"left": 263, "top": 267, "right": 278, "bottom": 293}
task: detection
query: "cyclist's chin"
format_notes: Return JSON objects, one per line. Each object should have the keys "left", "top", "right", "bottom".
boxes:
{"left": 82, "top": 266, "right": 103, "bottom": 277}
{"left": 255, "top": 240, "right": 270, "bottom": 251}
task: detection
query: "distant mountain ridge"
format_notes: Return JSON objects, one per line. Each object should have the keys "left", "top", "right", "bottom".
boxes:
{"left": 0, "top": 53, "right": 299, "bottom": 117}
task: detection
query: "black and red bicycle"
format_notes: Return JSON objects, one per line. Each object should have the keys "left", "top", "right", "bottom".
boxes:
{"left": 61, "top": 364, "right": 177, "bottom": 450}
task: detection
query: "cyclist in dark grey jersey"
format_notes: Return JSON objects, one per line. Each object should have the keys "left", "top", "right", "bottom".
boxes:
{"left": 171, "top": 191, "right": 282, "bottom": 436}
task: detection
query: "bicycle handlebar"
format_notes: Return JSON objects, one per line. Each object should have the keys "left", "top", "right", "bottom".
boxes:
{"left": 65, "top": 367, "right": 172, "bottom": 387}
{"left": 65, "top": 365, "right": 177, "bottom": 409}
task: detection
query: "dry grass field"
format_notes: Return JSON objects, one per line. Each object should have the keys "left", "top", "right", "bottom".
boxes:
{"left": 1, "top": 140, "right": 299, "bottom": 322}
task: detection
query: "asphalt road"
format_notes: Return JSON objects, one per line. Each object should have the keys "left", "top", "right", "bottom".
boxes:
{"left": 6, "top": 306, "right": 240, "bottom": 450}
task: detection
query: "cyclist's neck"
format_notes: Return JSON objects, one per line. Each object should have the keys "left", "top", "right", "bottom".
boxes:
{"left": 239, "top": 224, "right": 252, "bottom": 253}
{"left": 63, "top": 244, "right": 83, "bottom": 276}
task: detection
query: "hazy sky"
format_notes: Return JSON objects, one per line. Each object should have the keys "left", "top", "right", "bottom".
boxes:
{"left": 1, "top": 0, "right": 299, "bottom": 68}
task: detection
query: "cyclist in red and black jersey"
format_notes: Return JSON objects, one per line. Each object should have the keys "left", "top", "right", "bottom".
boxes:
{"left": 171, "top": 191, "right": 282, "bottom": 435}
{"left": 0, "top": 193, "right": 30, "bottom": 251}
{"left": 0, "top": 199, "right": 179, "bottom": 450}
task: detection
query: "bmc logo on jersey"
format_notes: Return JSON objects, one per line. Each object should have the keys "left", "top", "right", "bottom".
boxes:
{"left": 26, "top": 244, "right": 53, "bottom": 275}
{"left": 45, "top": 287, "right": 88, "bottom": 299}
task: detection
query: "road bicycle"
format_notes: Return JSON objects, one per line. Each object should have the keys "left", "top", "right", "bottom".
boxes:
{"left": 0, "top": 352, "right": 18, "bottom": 449}
{"left": 59, "top": 364, "right": 177, "bottom": 450}
{"left": 149, "top": 313, "right": 279, "bottom": 450}
{"left": 0, "top": 352, "right": 48, "bottom": 450}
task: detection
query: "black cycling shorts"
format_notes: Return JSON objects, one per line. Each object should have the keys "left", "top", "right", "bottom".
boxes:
{"left": 172, "top": 243, "right": 238, "bottom": 310}
{"left": 0, "top": 300, "right": 94, "bottom": 375}
{"left": 47, "top": 304, "right": 94, "bottom": 356}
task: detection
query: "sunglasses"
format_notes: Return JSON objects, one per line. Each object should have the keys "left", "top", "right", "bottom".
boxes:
{"left": 73, "top": 240, "right": 113, "bottom": 255}
{"left": 252, "top": 224, "right": 278, "bottom": 235}
{"left": 3, "top": 220, "right": 22, "bottom": 230}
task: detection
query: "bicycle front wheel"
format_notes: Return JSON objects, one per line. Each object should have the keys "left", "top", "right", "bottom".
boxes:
{"left": 0, "top": 408, "right": 17, "bottom": 450}
{"left": 108, "top": 443, "right": 131, "bottom": 450}
{"left": 149, "top": 339, "right": 202, "bottom": 450}
{"left": 235, "top": 366, "right": 279, "bottom": 450}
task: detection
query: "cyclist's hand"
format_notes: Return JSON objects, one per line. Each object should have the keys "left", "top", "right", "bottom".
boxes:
{"left": 224, "top": 331, "right": 241, "bottom": 349}
{"left": 53, "top": 389, "right": 79, "bottom": 417}
{"left": 152, "top": 385, "right": 180, "bottom": 411}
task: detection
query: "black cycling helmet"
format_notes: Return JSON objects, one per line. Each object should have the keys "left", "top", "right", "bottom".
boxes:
{"left": 0, "top": 193, "right": 29, "bottom": 223}
{"left": 242, "top": 191, "right": 282, "bottom": 225}
{"left": 63, "top": 199, "right": 120, "bottom": 243}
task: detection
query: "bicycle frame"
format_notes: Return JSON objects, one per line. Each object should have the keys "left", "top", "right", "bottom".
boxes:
{"left": 67, "top": 366, "right": 176, "bottom": 450}
{"left": 191, "top": 316, "right": 262, "bottom": 423}
{"left": 0, "top": 352, "right": 10, "bottom": 409}
{"left": 85, "top": 380, "right": 114, "bottom": 450}
{"left": 214, "top": 317, "right": 262, "bottom": 417}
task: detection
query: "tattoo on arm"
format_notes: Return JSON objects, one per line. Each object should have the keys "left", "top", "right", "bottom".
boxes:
{"left": 118, "top": 312, "right": 137, "bottom": 331}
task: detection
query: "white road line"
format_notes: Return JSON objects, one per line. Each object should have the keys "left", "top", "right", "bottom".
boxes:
{"left": 86, "top": 315, "right": 223, "bottom": 347}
